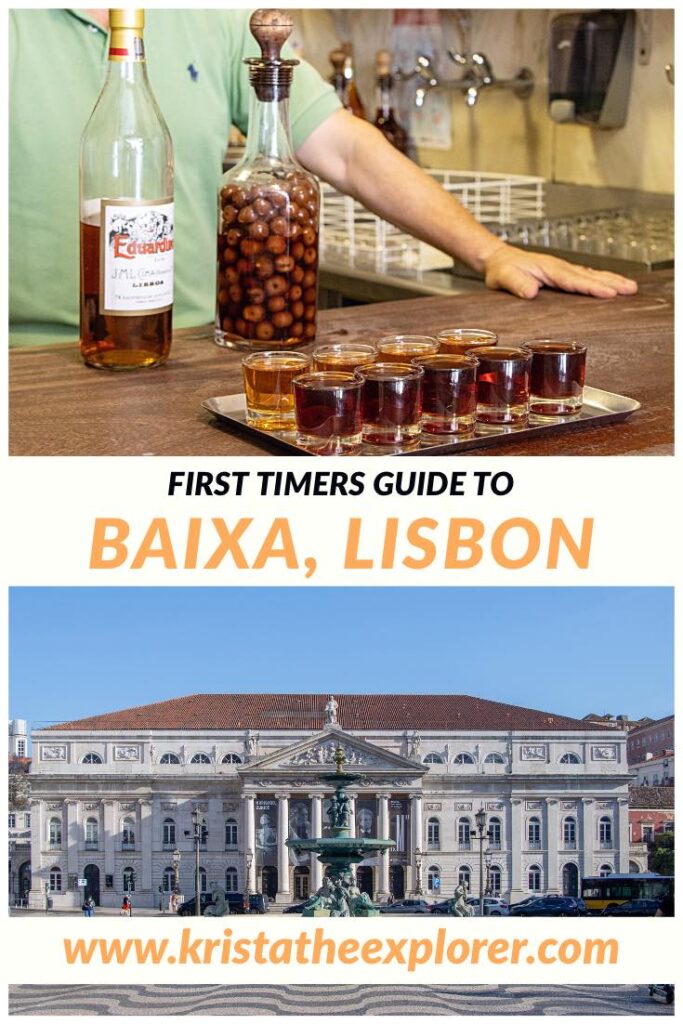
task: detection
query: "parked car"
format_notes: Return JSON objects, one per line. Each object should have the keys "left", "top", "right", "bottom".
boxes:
{"left": 509, "top": 896, "right": 587, "bottom": 917}
{"left": 602, "top": 899, "right": 660, "bottom": 917}
{"left": 379, "top": 899, "right": 433, "bottom": 914}
{"left": 466, "top": 896, "right": 510, "bottom": 916}
{"left": 176, "top": 892, "right": 268, "bottom": 916}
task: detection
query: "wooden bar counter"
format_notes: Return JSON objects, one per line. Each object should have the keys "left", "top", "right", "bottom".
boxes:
{"left": 9, "top": 270, "right": 673, "bottom": 456}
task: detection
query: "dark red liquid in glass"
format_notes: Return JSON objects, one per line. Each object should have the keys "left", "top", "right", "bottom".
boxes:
{"left": 476, "top": 349, "right": 530, "bottom": 409}
{"left": 295, "top": 383, "right": 362, "bottom": 437}
{"left": 361, "top": 369, "right": 422, "bottom": 445}
{"left": 528, "top": 344, "right": 586, "bottom": 399}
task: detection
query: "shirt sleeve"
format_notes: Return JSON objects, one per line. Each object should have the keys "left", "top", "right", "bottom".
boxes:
{"left": 227, "top": 10, "right": 342, "bottom": 150}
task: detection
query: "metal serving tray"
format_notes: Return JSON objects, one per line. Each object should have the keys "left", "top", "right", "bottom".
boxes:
{"left": 203, "top": 386, "right": 640, "bottom": 456}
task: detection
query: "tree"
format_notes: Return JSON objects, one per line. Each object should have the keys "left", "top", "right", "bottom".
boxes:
{"left": 650, "top": 831, "right": 674, "bottom": 875}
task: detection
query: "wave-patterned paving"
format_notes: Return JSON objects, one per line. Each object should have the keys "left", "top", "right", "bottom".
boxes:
{"left": 8, "top": 985, "right": 674, "bottom": 1016}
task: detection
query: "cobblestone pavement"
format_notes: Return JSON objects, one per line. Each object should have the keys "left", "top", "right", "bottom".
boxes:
{"left": 8, "top": 985, "right": 674, "bottom": 1015}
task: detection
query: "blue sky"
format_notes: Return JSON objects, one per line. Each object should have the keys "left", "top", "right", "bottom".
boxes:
{"left": 9, "top": 587, "right": 672, "bottom": 730}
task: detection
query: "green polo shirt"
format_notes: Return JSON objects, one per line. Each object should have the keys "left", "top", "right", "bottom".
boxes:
{"left": 9, "top": 9, "right": 341, "bottom": 346}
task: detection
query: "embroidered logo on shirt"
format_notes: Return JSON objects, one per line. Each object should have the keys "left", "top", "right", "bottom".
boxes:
{"left": 187, "top": 63, "right": 199, "bottom": 82}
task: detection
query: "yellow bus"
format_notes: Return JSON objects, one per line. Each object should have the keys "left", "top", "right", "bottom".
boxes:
{"left": 581, "top": 873, "right": 672, "bottom": 914}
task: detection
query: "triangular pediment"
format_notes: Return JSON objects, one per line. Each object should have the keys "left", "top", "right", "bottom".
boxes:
{"left": 239, "top": 727, "right": 426, "bottom": 776}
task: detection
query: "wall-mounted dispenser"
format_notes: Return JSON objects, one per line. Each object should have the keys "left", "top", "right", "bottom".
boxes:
{"left": 548, "top": 10, "right": 635, "bottom": 128}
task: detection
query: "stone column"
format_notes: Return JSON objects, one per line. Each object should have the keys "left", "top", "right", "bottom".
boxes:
{"left": 66, "top": 800, "right": 79, "bottom": 878}
{"left": 28, "top": 800, "right": 44, "bottom": 908}
{"left": 410, "top": 793, "right": 423, "bottom": 895}
{"left": 310, "top": 795, "right": 323, "bottom": 891}
{"left": 377, "top": 794, "right": 390, "bottom": 899}
{"left": 545, "top": 799, "right": 560, "bottom": 894}
{"left": 509, "top": 799, "right": 523, "bottom": 901}
{"left": 277, "top": 794, "right": 291, "bottom": 899}
{"left": 140, "top": 801, "right": 153, "bottom": 899}
{"left": 617, "top": 799, "right": 630, "bottom": 873}
{"left": 244, "top": 795, "right": 256, "bottom": 892}
{"left": 103, "top": 801, "right": 116, "bottom": 903}
{"left": 580, "top": 798, "right": 594, "bottom": 879}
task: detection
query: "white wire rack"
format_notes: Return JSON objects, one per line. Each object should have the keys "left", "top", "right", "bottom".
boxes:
{"left": 320, "top": 169, "right": 545, "bottom": 271}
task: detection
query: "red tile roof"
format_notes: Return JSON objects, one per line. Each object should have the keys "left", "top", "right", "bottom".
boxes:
{"left": 629, "top": 785, "right": 675, "bottom": 810}
{"left": 44, "top": 693, "right": 608, "bottom": 733}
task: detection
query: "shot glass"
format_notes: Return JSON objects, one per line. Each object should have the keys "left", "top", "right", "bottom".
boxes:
{"left": 312, "top": 342, "right": 376, "bottom": 373}
{"left": 293, "top": 371, "right": 363, "bottom": 455}
{"left": 376, "top": 334, "right": 439, "bottom": 364}
{"left": 414, "top": 354, "right": 478, "bottom": 435}
{"left": 242, "top": 350, "right": 311, "bottom": 431}
{"left": 524, "top": 340, "right": 587, "bottom": 417}
{"left": 358, "top": 362, "right": 424, "bottom": 447}
{"left": 437, "top": 328, "right": 498, "bottom": 355}
{"left": 475, "top": 346, "right": 531, "bottom": 427}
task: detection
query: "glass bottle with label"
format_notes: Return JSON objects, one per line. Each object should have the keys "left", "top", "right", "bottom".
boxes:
{"left": 216, "top": 9, "right": 320, "bottom": 350}
{"left": 328, "top": 48, "right": 349, "bottom": 107}
{"left": 373, "top": 50, "right": 409, "bottom": 154}
{"left": 341, "top": 44, "right": 367, "bottom": 119}
{"left": 80, "top": 9, "right": 174, "bottom": 370}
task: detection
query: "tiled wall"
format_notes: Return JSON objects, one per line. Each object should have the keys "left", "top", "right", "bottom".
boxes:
{"left": 293, "top": 9, "right": 674, "bottom": 193}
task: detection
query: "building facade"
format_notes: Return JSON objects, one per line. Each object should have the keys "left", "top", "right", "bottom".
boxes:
{"left": 627, "top": 715, "right": 675, "bottom": 765}
{"left": 8, "top": 720, "right": 32, "bottom": 905}
{"left": 26, "top": 694, "right": 634, "bottom": 910}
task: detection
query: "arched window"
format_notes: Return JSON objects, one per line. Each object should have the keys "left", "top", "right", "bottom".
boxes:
{"left": 599, "top": 863, "right": 613, "bottom": 877}
{"left": 560, "top": 752, "right": 582, "bottom": 764}
{"left": 49, "top": 817, "right": 62, "bottom": 847}
{"left": 563, "top": 817, "right": 577, "bottom": 848}
{"left": 122, "top": 817, "right": 135, "bottom": 848}
{"left": 49, "top": 866, "right": 62, "bottom": 892}
{"left": 528, "top": 817, "right": 541, "bottom": 848}
{"left": 484, "top": 753, "right": 505, "bottom": 764}
{"left": 427, "top": 817, "right": 440, "bottom": 849}
{"left": 190, "top": 753, "right": 211, "bottom": 764}
{"left": 123, "top": 866, "right": 135, "bottom": 892}
{"left": 162, "top": 867, "right": 175, "bottom": 893}
{"left": 629, "top": 861, "right": 641, "bottom": 874}
{"left": 458, "top": 817, "right": 471, "bottom": 849}
{"left": 599, "top": 816, "right": 613, "bottom": 847}
{"left": 81, "top": 753, "right": 102, "bottom": 764}
{"left": 423, "top": 753, "right": 444, "bottom": 764}
{"left": 222, "top": 753, "right": 242, "bottom": 764}
{"left": 225, "top": 818, "right": 238, "bottom": 848}
{"left": 199, "top": 867, "right": 208, "bottom": 893}
{"left": 163, "top": 818, "right": 176, "bottom": 847}
{"left": 85, "top": 817, "right": 99, "bottom": 848}
{"left": 458, "top": 865, "right": 471, "bottom": 890}
{"left": 489, "top": 865, "right": 502, "bottom": 895}
{"left": 225, "top": 867, "right": 238, "bottom": 893}
{"left": 488, "top": 817, "right": 502, "bottom": 848}
{"left": 454, "top": 752, "right": 475, "bottom": 765}
{"left": 160, "top": 753, "right": 180, "bottom": 765}
{"left": 427, "top": 865, "right": 441, "bottom": 893}
{"left": 528, "top": 864, "right": 541, "bottom": 891}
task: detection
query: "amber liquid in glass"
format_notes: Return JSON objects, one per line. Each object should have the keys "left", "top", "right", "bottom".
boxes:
{"left": 476, "top": 348, "right": 530, "bottom": 426}
{"left": 377, "top": 341, "right": 438, "bottom": 364}
{"left": 80, "top": 221, "right": 172, "bottom": 370}
{"left": 243, "top": 354, "right": 309, "bottom": 430}
{"left": 438, "top": 333, "right": 497, "bottom": 355}
{"left": 313, "top": 349, "right": 375, "bottom": 373}
{"left": 294, "top": 375, "right": 362, "bottom": 455}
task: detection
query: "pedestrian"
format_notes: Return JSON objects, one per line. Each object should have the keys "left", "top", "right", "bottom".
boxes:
{"left": 120, "top": 894, "right": 132, "bottom": 917}
{"left": 87, "top": 896, "right": 95, "bottom": 917}
{"left": 169, "top": 891, "right": 178, "bottom": 914}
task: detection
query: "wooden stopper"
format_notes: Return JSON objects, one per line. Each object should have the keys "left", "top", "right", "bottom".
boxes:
{"left": 329, "top": 48, "right": 346, "bottom": 74}
{"left": 376, "top": 49, "right": 392, "bottom": 76}
{"left": 249, "top": 9, "right": 293, "bottom": 61}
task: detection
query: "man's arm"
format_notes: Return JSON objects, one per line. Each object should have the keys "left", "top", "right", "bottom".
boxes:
{"left": 296, "top": 109, "right": 637, "bottom": 300}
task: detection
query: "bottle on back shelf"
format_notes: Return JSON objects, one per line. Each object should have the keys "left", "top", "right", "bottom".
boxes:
{"left": 328, "top": 48, "right": 349, "bottom": 107}
{"left": 79, "top": 9, "right": 174, "bottom": 370}
{"left": 373, "top": 49, "right": 409, "bottom": 155}
{"left": 341, "top": 43, "right": 367, "bottom": 119}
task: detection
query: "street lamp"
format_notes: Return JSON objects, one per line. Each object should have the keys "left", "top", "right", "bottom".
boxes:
{"left": 191, "top": 809, "right": 205, "bottom": 918}
{"left": 245, "top": 847, "right": 254, "bottom": 895}
{"left": 414, "top": 846, "right": 424, "bottom": 896}
{"left": 172, "top": 848, "right": 181, "bottom": 895}
{"left": 474, "top": 808, "right": 490, "bottom": 918}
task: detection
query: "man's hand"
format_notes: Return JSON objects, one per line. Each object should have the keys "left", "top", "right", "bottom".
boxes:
{"left": 299, "top": 111, "right": 639, "bottom": 302}
{"left": 475, "top": 242, "right": 636, "bottom": 300}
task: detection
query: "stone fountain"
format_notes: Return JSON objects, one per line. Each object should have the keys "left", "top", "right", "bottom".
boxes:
{"left": 286, "top": 744, "right": 395, "bottom": 916}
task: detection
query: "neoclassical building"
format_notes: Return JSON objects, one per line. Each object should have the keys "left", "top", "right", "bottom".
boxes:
{"left": 27, "top": 693, "right": 634, "bottom": 909}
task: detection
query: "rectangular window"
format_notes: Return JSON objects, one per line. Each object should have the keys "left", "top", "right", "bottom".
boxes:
{"left": 8, "top": 813, "right": 16, "bottom": 829}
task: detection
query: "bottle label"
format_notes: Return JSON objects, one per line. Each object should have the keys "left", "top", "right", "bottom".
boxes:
{"left": 100, "top": 199, "right": 174, "bottom": 315}
{"left": 108, "top": 29, "right": 145, "bottom": 63}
